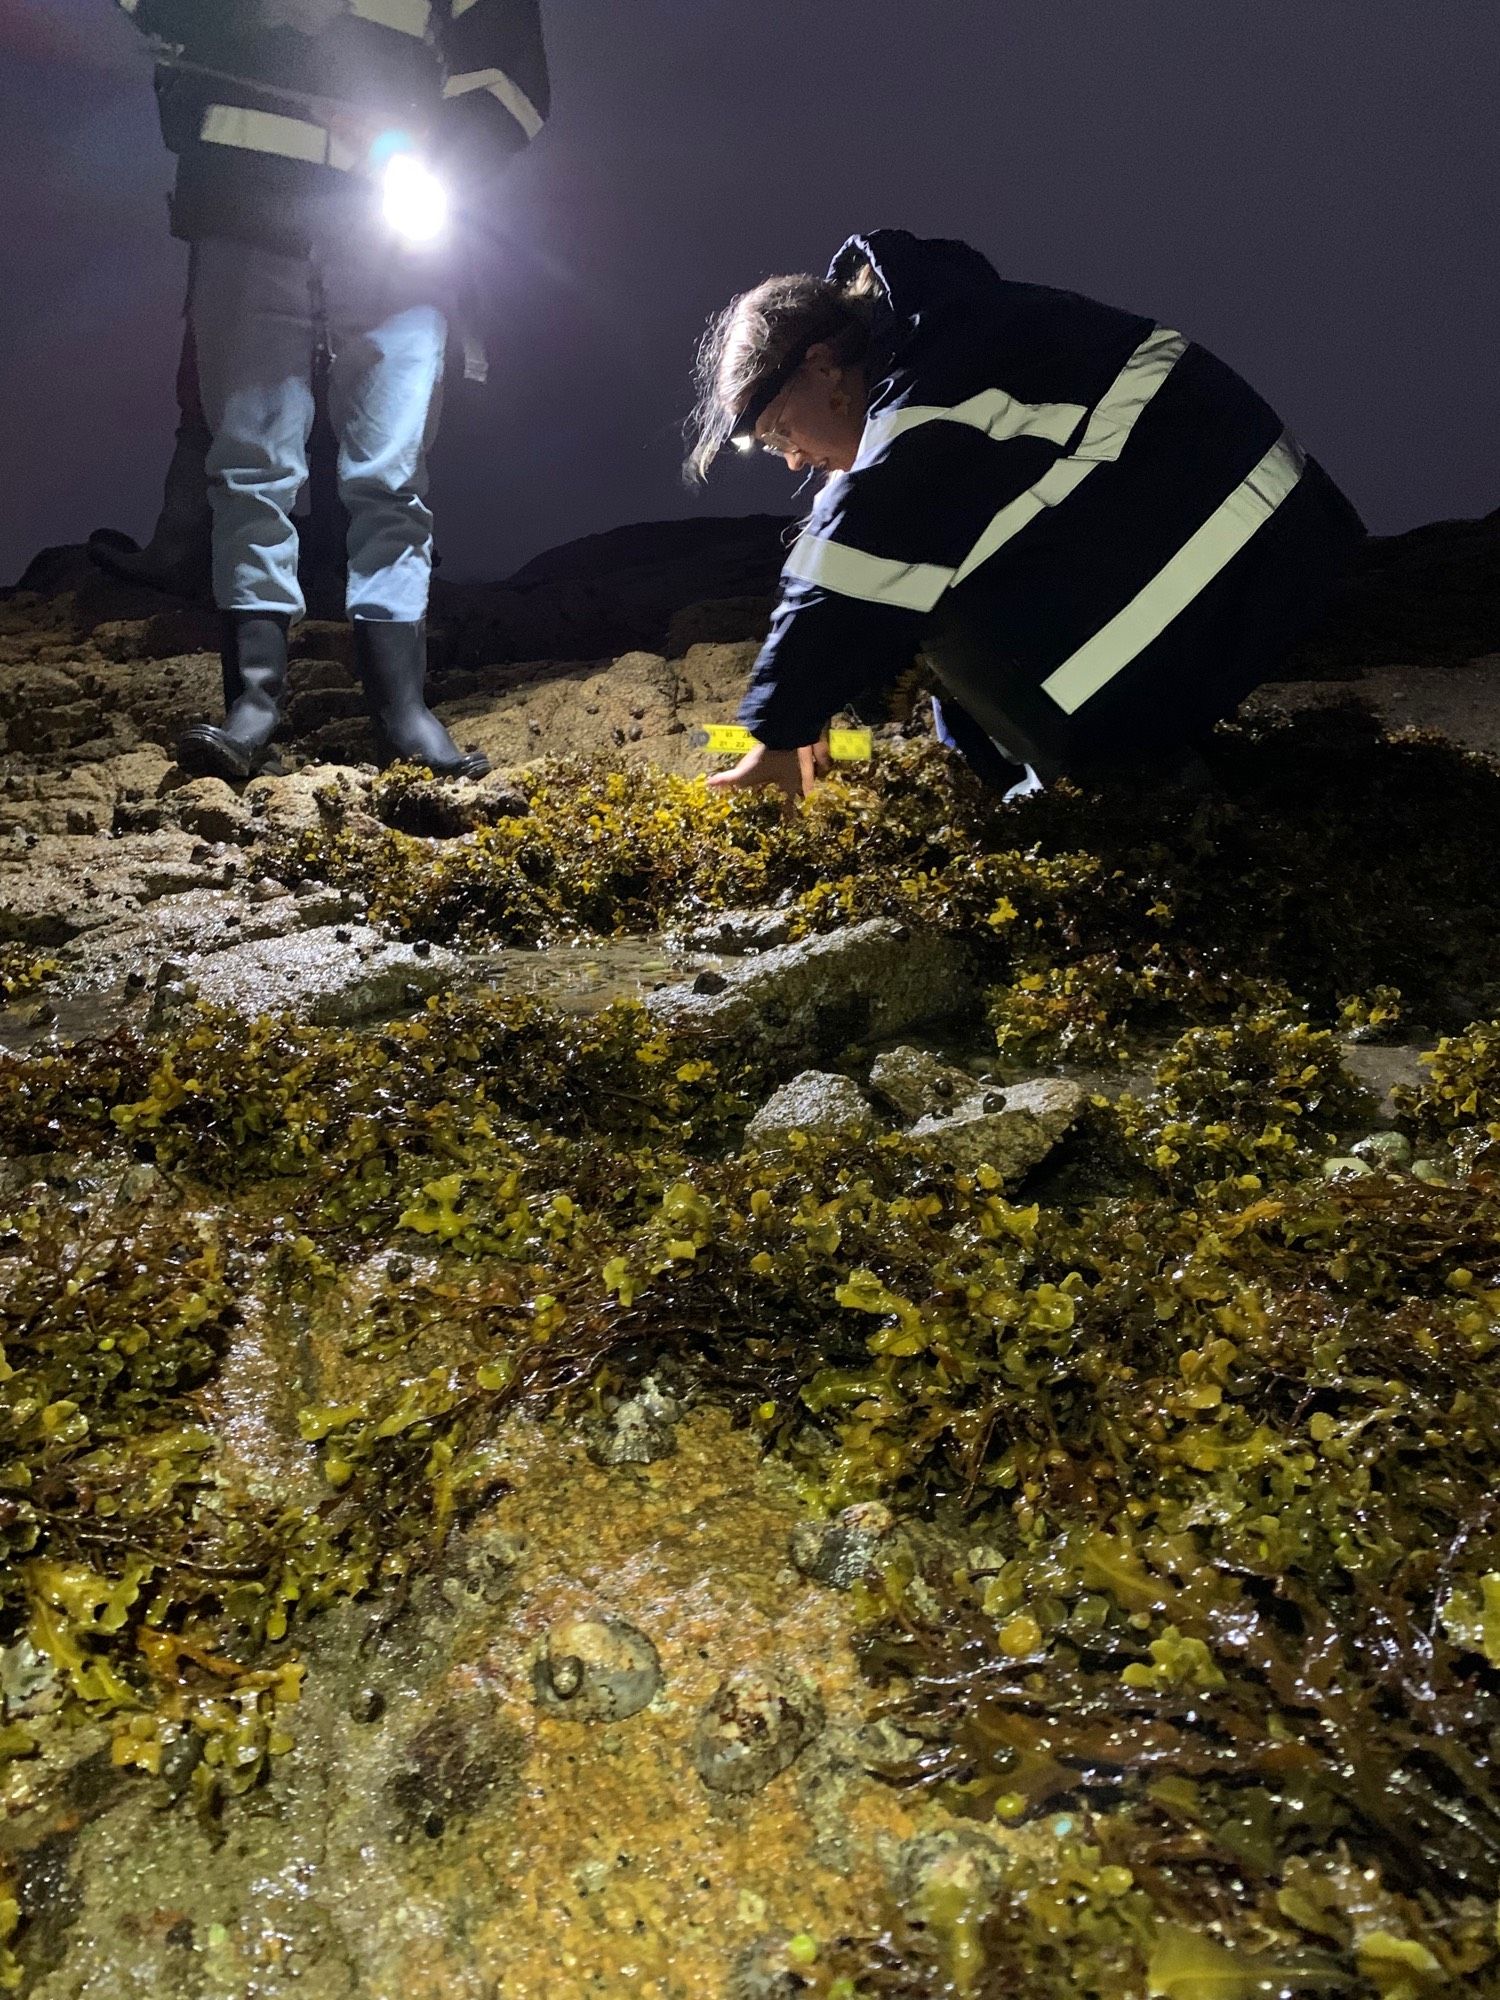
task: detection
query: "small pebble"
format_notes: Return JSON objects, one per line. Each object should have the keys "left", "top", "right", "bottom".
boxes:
{"left": 1321, "top": 1156, "right": 1373, "bottom": 1179}
{"left": 124, "top": 968, "right": 147, "bottom": 991}
{"left": 413, "top": 939, "right": 432, "bottom": 957}
{"left": 1412, "top": 1158, "right": 1450, "bottom": 1184}
{"left": 349, "top": 1687, "right": 385, "bottom": 1724}
{"left": 156, "top": 958, "right": 187, "bottom": 986}
{"left": 334, "top": 926, "right": 353, "bottom": 944}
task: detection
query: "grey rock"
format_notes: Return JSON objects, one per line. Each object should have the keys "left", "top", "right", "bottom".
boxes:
{"left": 646, "top": 918, "right": 976, "bottom": 1062}
{"left": 186, "top": 923, "right": 458, "bottom": 1024}
{"left": 869, "top": 1045, "right": 977, "bottom": 1122}
{"left": 908, "top": 1075, "right": 1086, "bottom": 1179}
{"left": 1340, "top": 1040, "right": 1433, "bottom": 1123}
{"left": 588, "top": 1377, "right": 680, "bottom": 1466}
{"left": 745, "top": 1070, "right": 876, "bottom": 1145}
{"left": 531, "top": 1616, "right": 662, "bottom": 1722}
{"left": 691, "top": 1666, "right": 824, "bottom": 1795}
{"left": 789, "top": 1501, "right": 894, "bottom": 1589}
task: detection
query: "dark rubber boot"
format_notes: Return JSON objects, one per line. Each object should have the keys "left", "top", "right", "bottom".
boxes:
{"left": 177, "top": 611, "right": 290, "bottom": 781}
{"left": 88, "top": 419, "right": 213, "bottom": 598}
{"left": 353, "top": 619, "right": 489, "bottom": 779}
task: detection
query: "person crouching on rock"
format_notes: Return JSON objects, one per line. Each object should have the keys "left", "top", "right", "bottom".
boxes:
{"left": 115, "top": 0, "right": 549, "bottom": 783}
{"left": 686, "top": 229, "right": 1365, "bottom": 803}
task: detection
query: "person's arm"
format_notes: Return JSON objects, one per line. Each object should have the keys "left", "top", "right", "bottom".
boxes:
{"left": 724, "top": 414, "right": 1050, "bottom": 791}
{"left": 434, "top": 0, "right": 550, "bottom": 179}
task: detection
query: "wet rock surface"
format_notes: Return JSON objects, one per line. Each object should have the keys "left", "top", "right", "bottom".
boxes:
{"left": 745, "top": 1069, "right": 878, "bottom": 1145}
{"left": 647, "top": 918, "right": 977, "bottom": 1059}
{"left": 905, "top": 1072, "right": 1088, "bottom": 1177}
{"left": 186, "top": 921, "right": 461, "bottom": 1024}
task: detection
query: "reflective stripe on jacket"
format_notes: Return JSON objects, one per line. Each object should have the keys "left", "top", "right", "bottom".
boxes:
{"left": 119, "top": 0, "right": 547, "bottom": 251}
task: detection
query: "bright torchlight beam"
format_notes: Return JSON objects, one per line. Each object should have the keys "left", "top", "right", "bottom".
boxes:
{"left": 382, "top": 153, "right": 448, "bottom": 244}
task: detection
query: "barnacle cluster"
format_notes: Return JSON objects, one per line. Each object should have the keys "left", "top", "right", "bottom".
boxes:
{"left": 4, "top": 704, "right": 1500, "bottom": 1994}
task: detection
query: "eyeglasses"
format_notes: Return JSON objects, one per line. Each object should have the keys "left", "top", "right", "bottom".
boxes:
{"left": 728, "top": 331, "right": 822, "bottom": 451}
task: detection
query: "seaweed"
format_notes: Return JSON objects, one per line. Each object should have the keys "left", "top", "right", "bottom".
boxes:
{"left": 5, "top": 708, "right": 1500, "bottom": 1990}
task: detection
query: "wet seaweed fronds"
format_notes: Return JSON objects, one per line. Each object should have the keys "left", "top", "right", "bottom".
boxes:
{"left": 0, "top": 946, "right": 59, "bottom": 1005}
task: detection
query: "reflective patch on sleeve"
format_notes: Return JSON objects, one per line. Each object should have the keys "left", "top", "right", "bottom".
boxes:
{"left": 350, "top": 0, "right": 432, "bottom": 35}
{"left": 451, "top": 0, "right": 481, "bottom": 14}
{"left": 783, "top": 533, "right": 953, "bottom": 614}
{"left": 950, "top": 457, "right": 1095, "bottom": 586}
{"left": 1040, "top": 430, "right": 1306, "bottom": 715}
{"left": 861, "top": 386, "right": 1086, "bottom": 459}
{"left": 443, "top": 65, "right": 545, "bottom": 136}
{"left": 199, "top": 104, "right": 345, "bottom": 168}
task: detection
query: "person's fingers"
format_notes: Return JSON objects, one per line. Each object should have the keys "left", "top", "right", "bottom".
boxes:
{"left": 705, "top": 751, "right": 763, "bottom": 791}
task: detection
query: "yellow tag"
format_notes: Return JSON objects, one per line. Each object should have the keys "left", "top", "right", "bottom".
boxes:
{"left": 690, "top": 724, "right": 873, "bottom": 764}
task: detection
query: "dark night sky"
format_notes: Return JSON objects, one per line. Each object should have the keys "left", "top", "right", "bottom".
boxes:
{"left": 2, "top": 1, "right": 1497, "bottom": 587}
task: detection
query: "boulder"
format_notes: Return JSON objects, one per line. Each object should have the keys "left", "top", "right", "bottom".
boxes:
{"left": 745, "top": 1070, "right": 877, "bottom": 1145}
{"left": 908, "top": 1075, "right": 1087, "bottom": 1179}
{"left": 646, "top": 918, "right": 977, "bottom": 1061}
{"left": 868, "top": 1045, "right": 979, "bottom": 1122}
{"left": 185, "top": 922, "right": 458, "bottom": 1024}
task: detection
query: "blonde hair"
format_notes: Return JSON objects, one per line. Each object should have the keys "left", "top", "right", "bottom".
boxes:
{"left": 684, "top": 261, "right": 881, "bottom": 483}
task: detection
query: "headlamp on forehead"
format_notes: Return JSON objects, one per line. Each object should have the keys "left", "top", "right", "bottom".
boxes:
{"left": 728, "top": 331, "right": 822, "bottom": 450}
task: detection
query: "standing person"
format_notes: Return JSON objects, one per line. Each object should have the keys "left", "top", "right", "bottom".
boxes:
{"left": 687, "top": 230, "right": 1364, "bottom": 803}
{"left": 115, "top": 0, "right": 549, "bottom": 781}
{"left": 87, "top": 310, "right": 349, "bottom": 609}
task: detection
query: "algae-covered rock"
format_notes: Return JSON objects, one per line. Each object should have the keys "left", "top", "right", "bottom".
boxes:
{"left": 745, "top": 1070, "right": 877, "bottom": 1146}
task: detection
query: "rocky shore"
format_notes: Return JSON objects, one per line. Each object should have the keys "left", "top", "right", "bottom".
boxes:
{"left": 2, "top": 509, "right": 1499, "bottom": 2000}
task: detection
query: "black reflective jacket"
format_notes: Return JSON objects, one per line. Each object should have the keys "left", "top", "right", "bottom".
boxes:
{"left": 740, "top": 230, "right": 1364, "bottom": 780}
{"left": 119, "top": 0, "right": 547, "bottom": 256}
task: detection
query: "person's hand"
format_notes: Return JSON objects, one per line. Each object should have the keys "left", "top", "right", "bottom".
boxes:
{"left": 707, "top": 738, "right": 830, "bottom": 806}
